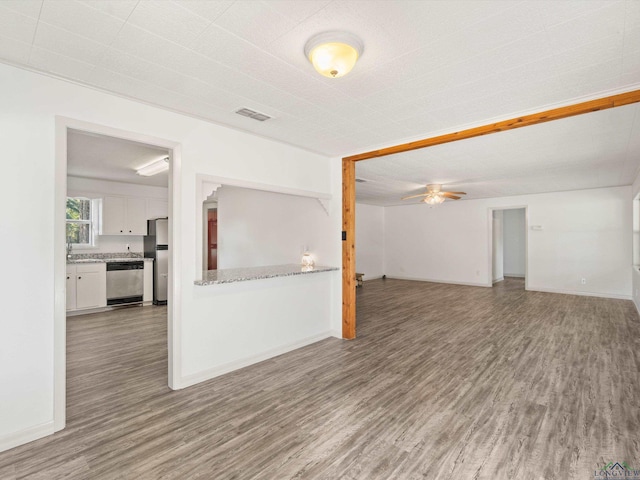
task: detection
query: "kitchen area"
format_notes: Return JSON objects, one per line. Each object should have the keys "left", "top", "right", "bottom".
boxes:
{"left": 66, "top": 217, "right": 168, "bottom": 314}
{"left": 65, "top": 129, "right": 170, "bottom": 315}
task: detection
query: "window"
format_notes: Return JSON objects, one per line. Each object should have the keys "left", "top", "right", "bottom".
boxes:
{"left": 66, "top": 197, "right": 94, "bottom": 246}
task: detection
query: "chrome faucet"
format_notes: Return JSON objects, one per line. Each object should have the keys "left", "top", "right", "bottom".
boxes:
{"left": 66, "top": 242, "right": 73, "bottom": 259}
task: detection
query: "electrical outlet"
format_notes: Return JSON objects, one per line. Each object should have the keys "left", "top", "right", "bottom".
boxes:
{"left": 581, "top": 277, "right": 586, "bottom": 285}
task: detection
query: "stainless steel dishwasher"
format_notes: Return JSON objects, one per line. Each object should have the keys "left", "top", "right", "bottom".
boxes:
{"left": 106, "top": 261, "right": 144, "bottom": 306}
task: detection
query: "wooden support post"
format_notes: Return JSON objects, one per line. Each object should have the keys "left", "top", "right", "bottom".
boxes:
{"left": 342, "top": 157, "right": 356, "bottom": 339}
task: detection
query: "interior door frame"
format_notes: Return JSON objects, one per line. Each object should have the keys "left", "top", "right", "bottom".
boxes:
{"left": 54, "top": 117, "right": 182, "bottom": 432}
{"left": 341, "top": 88, "right": 640, "bottom": 339}
{"left": 488, "top": 206, "right": 529, "bottom": 290}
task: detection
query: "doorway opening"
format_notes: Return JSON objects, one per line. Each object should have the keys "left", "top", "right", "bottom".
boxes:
{"left": 54, "top": 117, "right": 180, "bottom": 432}
{"left": 203, "top": 197, "right": 218, "bottom": 271}
{"left": 491, "top": 207, "right": 527, "bottom": 289}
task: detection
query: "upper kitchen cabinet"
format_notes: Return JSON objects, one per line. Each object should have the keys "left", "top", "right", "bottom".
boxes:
{"left": 126, "top": 197, "right": 147, "bottom": 234}
{"left": 147, "top": 198, "right": 168, "bottom": 220}
{"left": 100, "top": 196, "right": 147, "bottom": 235}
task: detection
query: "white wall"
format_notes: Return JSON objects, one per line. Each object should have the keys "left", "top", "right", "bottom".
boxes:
{"left": 355, "top": 203, "right": 385, "bottom": 280}
{"left": 492, "top": 210, "right": 504, "bottom": 282}
{"left": 68, "top": 176, "right": 169, "bottom": 254}
{"left": 503, "top": 208, "right": 526, "bottom": 277}
{"left": 385, "top": 186, "right": 632, "bottom": 298}
{"left": 216, "top": 186, "right": 332, "bottom": 269}
{"left": 632, "top": 174, "right": 640, "bottom": 313}
{"left": 0, "top": 63, "right": 341, "bottom": 451}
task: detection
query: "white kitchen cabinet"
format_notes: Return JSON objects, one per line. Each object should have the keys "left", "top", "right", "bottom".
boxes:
{"left": 147, "top": 199, "right": 168, "bottom": 220}
{"left": 66, "top": 265, "right": 77, "bottom": 311}
{"left": 126, "top": 197, "right": 147, "bottom": 235}
{"left": 67, "top": 263, "right": 106, "bottom": 311}
{"left": 100, "top": 196, "right": 147, "bottom": 235}
{"left": 143, "top": 261, "right": 153, "bottom": 303}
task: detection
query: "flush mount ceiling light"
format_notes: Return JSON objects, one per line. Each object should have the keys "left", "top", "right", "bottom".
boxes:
{"left": 136, "top": 157, "right": 169, "bottom": 176}
{"left": 304, "top": 31, "right": 363, "bottom": 78}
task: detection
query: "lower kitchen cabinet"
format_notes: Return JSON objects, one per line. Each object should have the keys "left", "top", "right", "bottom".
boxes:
{"left": 66, "top": 266, "right": 77, "bottom": 310}
{"left": 66, "top": 263, "right": 107, "bottom": 311}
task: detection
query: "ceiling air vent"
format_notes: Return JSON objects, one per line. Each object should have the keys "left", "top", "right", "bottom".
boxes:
{"left": 355, "top": 178, "right": 367, "bottom": 183}
{"left": 235, "top": 107, "right": 271, "bottom": 122}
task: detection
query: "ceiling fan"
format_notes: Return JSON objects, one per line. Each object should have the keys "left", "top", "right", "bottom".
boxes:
{"left": 401, "top": 184, "right": 466, "bottom": 205}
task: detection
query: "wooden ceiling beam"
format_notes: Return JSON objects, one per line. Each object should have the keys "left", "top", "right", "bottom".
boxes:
{"left": 341, "top": 88, "right": 640, "bottom": 340}
{"left": 344, "top": 88, "right": 640, "bottom": 162}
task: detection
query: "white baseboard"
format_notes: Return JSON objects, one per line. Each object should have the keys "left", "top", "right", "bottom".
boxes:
{"left": 633, "top": 298, "right": 640, "bottom": 316}
{"left": 504, "top": 273, "right": 525, "bottom": 278}
{"left": 0, "top": 421, "right": 54, "bottom": 453}
{"left": 386, "top": 275, "right": 490, "bottom": 288}
{"left": 492, "top": 277, "right": 504, "bottom": 284}
{"left": 363, "top": 275, "right": 384, "bottom": 281}
{"left": 329, "top": 329, "right": 343, "bottom": 339}
{"left": 526, "top": 286, "right": 632, "bottom": 300}
{"left": 66, "top": 303, "right": 148, "bottom": 317}
{"left": 178, "top": 331, "right": 334, "bottom": 389}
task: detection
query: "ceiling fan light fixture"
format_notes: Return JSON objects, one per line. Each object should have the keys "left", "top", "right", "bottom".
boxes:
{"left": 423, "top": 194, "right": 445, "bottom": 205}
{"left": 136, "top": 157, "right": 169, "bottom": 176}
{"left": 401, "top": 184, "right": 466, "bottom": 205}
{"left": 304, "top": 31, "right": 363, "bottom": 78}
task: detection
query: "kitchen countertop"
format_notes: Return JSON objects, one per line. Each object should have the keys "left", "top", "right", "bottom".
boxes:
{"left": 67, "top": 257, "right": 153, "bottom": 264}
{"left": 195, "top": 264, "right": 339, "bottom": 286}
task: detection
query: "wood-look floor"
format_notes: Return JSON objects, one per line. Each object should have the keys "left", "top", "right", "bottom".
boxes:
{"left": 1, "top": 278, "right": 640, "bottom": 479}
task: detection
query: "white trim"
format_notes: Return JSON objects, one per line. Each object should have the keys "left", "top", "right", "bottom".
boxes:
{"left": 526, "top": 286, "right": 632, "bottom": 300}
{"left": 65, "top": 302, "right": 154, "bottom": 316}
{"left": 634, "top": 297, "right": 640, "bottom": 316}
{"left": 0, "top": 422, "right": 54, "bottom": 454}
{"left": 492, "top": 277, "right": 504, "bottom": 284}
{"left": 168, "top": 144, "right": 182, "bottom": 390}
{"left": 385, "top": 275, "right": 490, "bottom": 288}
{"left": 329, "top": 329, "right": 343, "bottom": 338}
{"left": 197, "top": 173, "right": 331, "bottom": 201}
{"left": 363, "top": 275, "right": 384, "bottom": 281}
{"left": 54, "top": 119, "right": 67, "bottom": 432}
{"left": 54, "top": 117, "right": 182, "bottom": 439}
{"left": 504, "top": 273, "right": 526, "bottom": 278}
{"left": 178, "top": 332, "right": 334, "bottom": 389}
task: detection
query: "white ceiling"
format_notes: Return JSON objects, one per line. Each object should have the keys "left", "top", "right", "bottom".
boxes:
{"left": 356, "top": 102, "right": 640, "bottom": 205}
{"left": 0, "top": 0, "right": 638, "bottom": 159}
{"left": 67, "top": 129, "right": 170, "bottom": 186}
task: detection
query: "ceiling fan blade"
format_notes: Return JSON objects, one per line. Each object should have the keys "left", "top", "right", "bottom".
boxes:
{"left": 446, "top": 191, "right": 466, "bottom": 195}
{"left": 441, "top": 193, "right": 461, "bottom": 199}
{"left": 401, "top": 192, "right": 429, "bottom": 200}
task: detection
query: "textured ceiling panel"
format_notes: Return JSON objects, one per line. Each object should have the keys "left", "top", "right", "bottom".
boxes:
{"left": 0, "top": 0, "right": 639, "bottom": 198}
{"left": 67, "top": 129, "right": 170, "bottom": 187}
{"left": 356, "top": 103, "right": 640, "bottom": 205}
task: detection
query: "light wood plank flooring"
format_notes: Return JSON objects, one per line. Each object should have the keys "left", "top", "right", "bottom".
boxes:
{"left": 1, "top": 278, "right": 639, "bottom": 479}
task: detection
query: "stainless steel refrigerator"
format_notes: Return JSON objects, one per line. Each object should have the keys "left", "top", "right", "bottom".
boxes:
{"left": 144, "top": 218, "right": 168, "bottom": 305}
